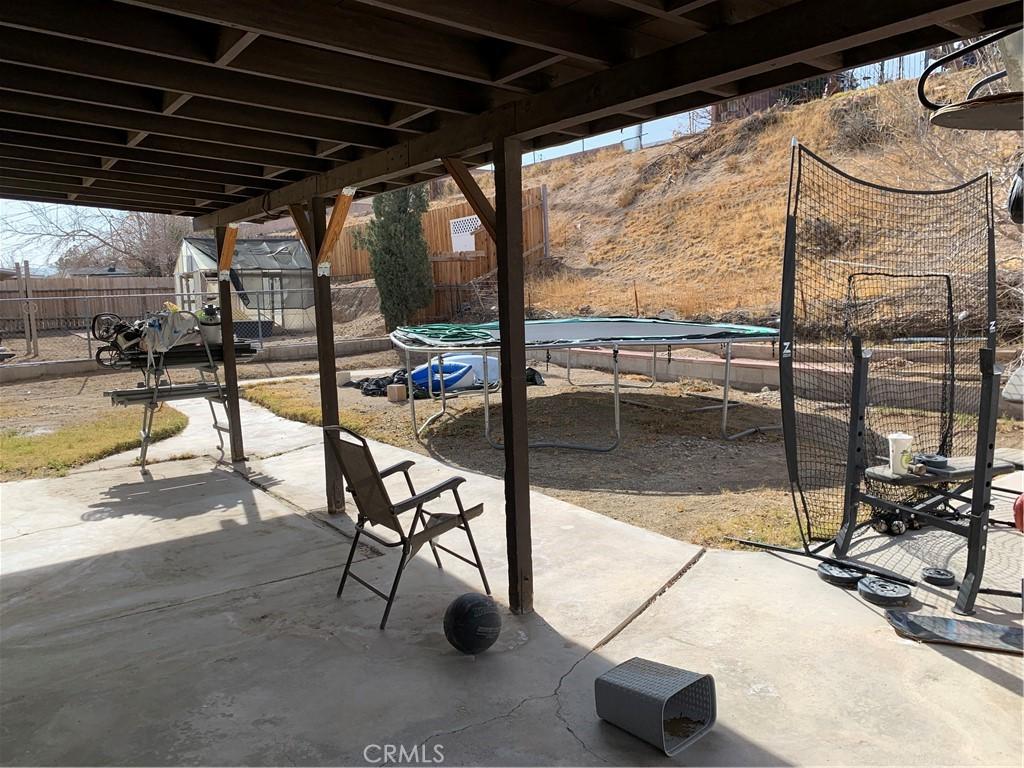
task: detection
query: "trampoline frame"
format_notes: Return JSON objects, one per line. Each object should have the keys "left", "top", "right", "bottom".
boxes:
{"left": 393, "top": 320, "right": 779, "bottom": 452}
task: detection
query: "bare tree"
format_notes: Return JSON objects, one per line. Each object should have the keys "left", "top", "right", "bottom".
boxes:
{"left": 1, "top": 205, "right": 189, "bottom": 276}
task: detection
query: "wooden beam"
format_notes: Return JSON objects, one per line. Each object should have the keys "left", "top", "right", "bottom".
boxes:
{"left": 0, "top": 162, "right": 246, "bottom": 202}
{"left": 1, "top": 8, "right": 503, "bottom": 114}
{"left": 0, "top": 131, "right": 290, "bottom": 188}
{"left": 308, "top": 196, "right": 345, "bottom": 515}
{"left": 195, "top": 0, "right": 1019, "bottom": 230}
{"left": 0, "top": 179, "right": 213, "bottom": 210}
{"left": 493, "top": 134, "right": 532, "bottom": 615}
{"left": 0, "top": 189, "right": 200, "bottom": 215}
{"left": 354, "top": 0, "right": 661, "bottom": 64}
{"left": 116, "top": 0, "right": 521, "bottom": 88}
{"left": 319, "top": 189, "right": 356, "bottom": 264}
{"left": 217, "top": 222, "right": 238, "bottom": 272}
{"left": 0, "top": 112, "right": 333, "bottom": 174}
{"left": 441, "top": 157, "right": 497, "bottom": 241}
{"left": 0, "top": 155, "right": 252, "bottom": 197}
{"left": 0, "top": 91, "right": 321, "bottom": 158}
{"left": 0, "top": 64, "right": 402, "bottom": 152}
{"left": 939, "top": 14, "right": 988, "bottom": 36}
{"left": 287, "top": 203, "right": 315, "bottom": 256}
{"left": 0, "top": 27, "right": 394, "bottom": 128}
{"left": 215, "top": 223, "right": 245, "bottom": 464}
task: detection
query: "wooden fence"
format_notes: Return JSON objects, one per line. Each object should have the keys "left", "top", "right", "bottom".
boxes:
{"left": 0, "top": 276, "right": 175, "bottom": 332}
{"left": 327, "top": 186, "right": 548, "bottom": 282}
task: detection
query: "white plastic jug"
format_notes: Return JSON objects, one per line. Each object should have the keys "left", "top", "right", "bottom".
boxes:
{"left": 888, "top": 432, "right": 913, "bottom": 475}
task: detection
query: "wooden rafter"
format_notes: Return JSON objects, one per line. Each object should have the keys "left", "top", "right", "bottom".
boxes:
{"left": 0, "top": 0, "right": 1018, "bottom": 221}
{"left": 441, "top": 157, "right": 497, "bottom": 241}
{"left": 197, "top": 0, "right": 1022, "bottom": 229}
{"left": 216, "top": 222, "right": 239, "bottom": 272}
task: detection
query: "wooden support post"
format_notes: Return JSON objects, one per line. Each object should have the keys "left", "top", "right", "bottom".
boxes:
{"left": 307, "top": 195, "right": 347, "bottom": 515}
{"left": 214, "top": 224, "right": 245, "bottom": 463}
{"left": 442, "top": 157, "right": 497, "bottom": 241}
{"left": 494, "top": 135, "right": 533, "bottom": 615}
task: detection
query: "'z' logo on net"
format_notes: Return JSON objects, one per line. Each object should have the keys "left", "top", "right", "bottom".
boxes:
{"left": 782, "top": 341, "right": 793, "bottom": 358}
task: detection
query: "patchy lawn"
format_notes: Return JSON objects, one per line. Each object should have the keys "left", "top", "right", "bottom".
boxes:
{"left": 243, "top": 382, "right": 370, "bottom": 433}
{"left": 0, "top": 406, "right": 188, "bottom": 480}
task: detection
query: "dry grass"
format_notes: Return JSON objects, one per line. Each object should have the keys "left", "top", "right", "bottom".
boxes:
{"left": 692, "top": 489, "right": 802, "bottom": 549}
{"left": 0, "top": 406, "right": 187, "bottom": 480}
{"left": 242, "top": 382, "right": 370, "bottom": 433}
{"left": 522, "top": 71, "right": 1020, "bottom": 323}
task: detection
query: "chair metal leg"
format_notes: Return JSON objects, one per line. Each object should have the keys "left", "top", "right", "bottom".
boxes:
{"left": 336, "top": 527, "right": 362, "bottom": 598}
{"left": 379, "top": 545, "right": 410, "bottom": 630}
{"left": 428, "top": 539, "right": 443, "bottom": 569}
{"left": 461, "top": 517, "right": 491, "bottom": 595}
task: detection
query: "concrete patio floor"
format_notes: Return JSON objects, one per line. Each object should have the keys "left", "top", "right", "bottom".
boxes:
{"left": 1, "top": 398, "right": 1021, "bottom": 766}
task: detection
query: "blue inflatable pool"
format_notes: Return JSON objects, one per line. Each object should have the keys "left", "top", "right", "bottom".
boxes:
{"left": 409, "top": 361, "right": 474, "bottom": 393}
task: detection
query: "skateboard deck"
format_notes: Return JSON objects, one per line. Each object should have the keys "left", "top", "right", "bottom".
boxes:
{"left": 886, "top": 611, "right": 1022, "bottom": 655}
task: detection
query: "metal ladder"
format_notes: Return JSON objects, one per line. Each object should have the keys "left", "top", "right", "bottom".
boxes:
{"left": 135, "top": 311, "right": 232, "bottom": 471}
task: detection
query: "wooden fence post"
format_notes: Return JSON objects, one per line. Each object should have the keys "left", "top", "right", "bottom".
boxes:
{"left": 21, "top": 261, "right": 39, "bottom": 357}
{"left": 541, "top": 184, "right": 551, "bottom": 261}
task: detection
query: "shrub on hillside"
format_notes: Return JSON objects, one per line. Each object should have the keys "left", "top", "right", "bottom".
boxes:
{"left": 356, "top": 185, "right": 433, "bottom": 331}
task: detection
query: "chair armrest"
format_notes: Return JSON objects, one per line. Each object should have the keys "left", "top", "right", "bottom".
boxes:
{"left": 380, "top": 460, "right": 417, "bottom": 495}
{"left": 392, "top": 476, "right": 467, "bottom": 513}
{"left": 379, "top": 460, "right": 416, "bottom": 479}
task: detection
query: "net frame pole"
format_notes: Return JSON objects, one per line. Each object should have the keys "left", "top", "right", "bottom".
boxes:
{"left": 834, "top": 337, "right": 871, "bottom": 557}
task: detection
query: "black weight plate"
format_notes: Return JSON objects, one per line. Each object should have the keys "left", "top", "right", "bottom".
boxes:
{"left": 921, "top": 567, "right": 956, "bottom": 587}
{"left": 817, "top": 562, "right": 863, "bottom": 588}
{"left": 858, "top": 576, "right": 912, "bottom": 607}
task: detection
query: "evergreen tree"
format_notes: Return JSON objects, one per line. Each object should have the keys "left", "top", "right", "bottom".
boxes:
{"left": 356, "top": 185, "right": 433, "bottom": 331}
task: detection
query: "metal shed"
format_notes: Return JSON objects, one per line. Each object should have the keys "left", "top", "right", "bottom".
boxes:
{"left": 176, "top": 237, "right": 314, "bottom": 333}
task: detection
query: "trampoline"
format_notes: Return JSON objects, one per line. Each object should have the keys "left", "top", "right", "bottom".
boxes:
{"left": 391, "top": 317, "right": 779, "bottom": 451}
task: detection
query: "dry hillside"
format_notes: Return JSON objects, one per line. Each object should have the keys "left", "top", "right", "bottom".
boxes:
{"left": 437, "top": 72, "right": 1020, "bottom": 327}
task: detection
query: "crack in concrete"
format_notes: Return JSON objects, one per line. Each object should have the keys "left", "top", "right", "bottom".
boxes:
{"left": 1, "top": 519, "right": 94, "bottom": 541}
{"left": 415, "top": 548, "right": 709, "bottom": 762}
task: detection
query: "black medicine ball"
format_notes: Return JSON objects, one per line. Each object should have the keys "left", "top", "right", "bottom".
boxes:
{"left": 443, "top": 593, "right": 501, "bottom": 654}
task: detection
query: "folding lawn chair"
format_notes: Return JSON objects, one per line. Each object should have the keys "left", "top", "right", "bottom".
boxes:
{"left": 325, "top": 426, "right": 490, "bottom": 629}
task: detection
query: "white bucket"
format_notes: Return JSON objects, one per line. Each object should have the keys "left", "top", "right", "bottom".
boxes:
{"left": 888, "top": 432, "right": 914, "bottom": 475}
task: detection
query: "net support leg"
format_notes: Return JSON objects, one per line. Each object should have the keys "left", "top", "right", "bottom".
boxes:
{"left": 834, "top": 339, "right": 871, "bottom": 557}
{"left": 727, "top": 537, "right": 917, "bottom": 586}
{"left": 954, "top": 349, "right": 1001, "bottom": 616}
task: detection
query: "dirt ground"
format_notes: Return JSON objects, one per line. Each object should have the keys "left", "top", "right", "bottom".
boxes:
{"left": 271, "top": 360, "right": 800, "bottom": 546}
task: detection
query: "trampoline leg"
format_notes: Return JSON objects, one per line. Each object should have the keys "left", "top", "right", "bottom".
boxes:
{"left": 407, "top": 347, "right": 418, "bottom": 436}
{"left": 721, "top": 341, "right": 782, "bottom": 441}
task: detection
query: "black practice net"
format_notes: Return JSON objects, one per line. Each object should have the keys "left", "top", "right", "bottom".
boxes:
{"left": 780, "top": 144, "right": 994, "bottom": 542}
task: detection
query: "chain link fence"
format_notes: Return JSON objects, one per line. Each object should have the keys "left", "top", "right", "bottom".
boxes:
{"left": 0, "top": 285, "right": 390, "bottom": 366}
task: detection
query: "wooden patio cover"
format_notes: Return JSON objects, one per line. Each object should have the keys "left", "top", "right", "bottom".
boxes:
{"left": 1, "top": 0, "right": 1019, "bottom": 613}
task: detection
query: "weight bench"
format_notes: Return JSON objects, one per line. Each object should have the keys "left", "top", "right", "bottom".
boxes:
{"left": 325, "top": 426, "right": 490, "bottom": 629}
{"left": 832, "top": 343, "right": 1007, "bottom": 615}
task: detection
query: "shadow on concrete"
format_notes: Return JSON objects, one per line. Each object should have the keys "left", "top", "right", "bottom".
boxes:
{"left": 81, "top": 468, "right": 278, "bottom": 525}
